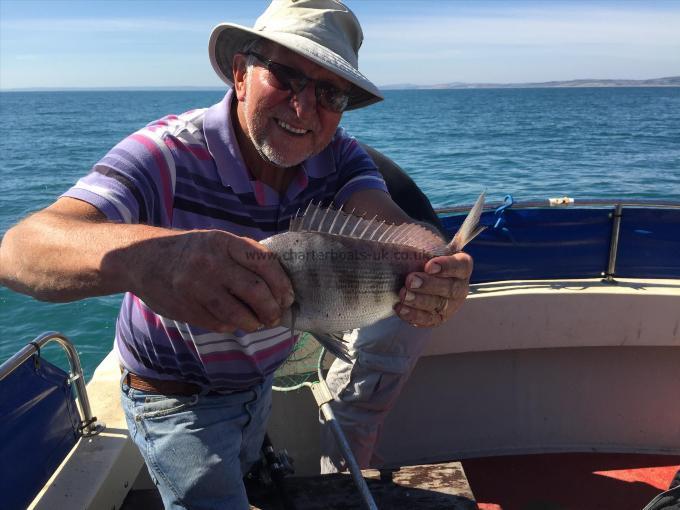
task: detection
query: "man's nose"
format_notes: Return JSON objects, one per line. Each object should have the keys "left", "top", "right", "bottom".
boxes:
{"left": 289, "top": 83, "right": 317, "bottom": 118}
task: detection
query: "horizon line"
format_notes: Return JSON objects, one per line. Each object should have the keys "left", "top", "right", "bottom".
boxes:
{"left": 2, "top": 75, "right": 679, "bottom": 93}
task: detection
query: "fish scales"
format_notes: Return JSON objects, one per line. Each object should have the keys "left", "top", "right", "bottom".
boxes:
{"left": 259, "top": 193, "right": 486, "bottom": 361}
{"left": 264, "top": 232, "right": 427, "bottom": 332}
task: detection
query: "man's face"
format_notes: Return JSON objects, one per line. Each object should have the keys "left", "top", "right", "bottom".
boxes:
{"left": 234, "top": 43, "right": 349, "bottom": 168}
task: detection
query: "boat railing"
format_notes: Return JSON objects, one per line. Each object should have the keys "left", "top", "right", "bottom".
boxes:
{"left": 436, "top": 197, "right": 680, "bottom": 283}
{"left": 0, "top": 331, "right": 104, "bottom": 437}
{"left": 435, "top": 197, "right": 680, "bottom": 214}
{"left": 605, "top": 203, "right": 623, "bottom": 282}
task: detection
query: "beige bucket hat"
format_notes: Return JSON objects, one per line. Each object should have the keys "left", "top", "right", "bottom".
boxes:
{"left": 209, "top": 0, "right": 383, "bottom": 110}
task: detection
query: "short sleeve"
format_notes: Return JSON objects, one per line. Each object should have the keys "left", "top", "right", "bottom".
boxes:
{"left": 62, "top": 122, "right": 177, "bottom": 226}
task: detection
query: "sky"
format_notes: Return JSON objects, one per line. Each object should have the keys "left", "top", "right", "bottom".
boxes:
{"left": 1, "top": 0, "right": 679, "bottom": 90}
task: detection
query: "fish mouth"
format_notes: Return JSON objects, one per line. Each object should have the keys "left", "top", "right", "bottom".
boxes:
{"left": 275, "top": 118, "right": 309, "bottom": 136}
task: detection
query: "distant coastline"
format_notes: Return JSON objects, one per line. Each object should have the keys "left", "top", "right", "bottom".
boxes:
{"left": 0, "top": 86, "right": 227, "bottom": 92}
{"left": 380, "top": 76, "right": 680, "bottom": 90}
{"left": 1, "top": 76, "right": 679, "bottom": 92}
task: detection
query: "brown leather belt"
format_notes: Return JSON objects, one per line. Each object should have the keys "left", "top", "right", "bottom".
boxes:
{"left": 122, "top": 369, "right": 205, "bottom": 396}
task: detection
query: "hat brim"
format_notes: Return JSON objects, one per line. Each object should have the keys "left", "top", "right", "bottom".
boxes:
{"left": 209, "top": 23, "right": 383, "bottom": 111}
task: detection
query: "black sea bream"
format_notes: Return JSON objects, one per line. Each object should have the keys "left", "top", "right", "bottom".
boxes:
{"left": 260, "top": 193, "right": 486, "bottom": 361}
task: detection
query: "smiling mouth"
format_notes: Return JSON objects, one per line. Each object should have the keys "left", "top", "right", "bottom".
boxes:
{"left": 276, "top": 119, "right": 309, "bottom": 136}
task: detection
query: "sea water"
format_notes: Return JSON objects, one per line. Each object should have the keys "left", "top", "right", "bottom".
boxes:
{"left": 1, "top": 87, "right": 679, "bottom": 377}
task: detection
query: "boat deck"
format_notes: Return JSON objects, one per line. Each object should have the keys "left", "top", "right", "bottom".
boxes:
{"left": 120, "top": 454, "right": 680, "bottom": 510}
{"left": 122, "top": 461, "right": 477, "bottom": 509}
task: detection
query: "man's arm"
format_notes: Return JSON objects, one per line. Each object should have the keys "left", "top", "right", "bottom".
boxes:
{"left": 343, "top": 189, "right": 473, "bottom": 328}
{"left": 0, "top": 197, "right": 294, "bottom": 333}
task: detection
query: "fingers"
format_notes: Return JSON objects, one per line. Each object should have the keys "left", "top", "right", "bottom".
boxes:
{"left": 393, "top": 302, "right": 441, "bottom": 328}
{"left": 229, "top": 236, "right": 295, "bottom": 310}
{"left": 137, "top": 231, "right": 295, "bottom": 333}
{"left": 224, "top": 265, "right": 285, "bottom": 328}
{"left": 403, "top": 271, "right": 469, "bottom": 305}
{"left": 148, "top": 283, "right": 277, "bottom": 334}
{"left": 200, "top": 290, "right": 263, "bottom": 333}
{"left": 424, "top": 252, "right": 473, "bottom": 279}
{"left": 139, "top": 289, "right": 241, "bottom": 333}
{"left": 398, "top": 287, "right": 449, "bottom": 313}
{"left": 396, "top": 253, "right": 473, "bottom": 327}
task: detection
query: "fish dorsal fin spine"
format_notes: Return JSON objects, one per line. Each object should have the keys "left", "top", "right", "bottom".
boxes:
{"left": 327, "top": 205, "right": 343, "bottom": 233}
{"left": 338, "top": 210, "right": 352, "bottom": 235}
{"left": 359, "top": 215, "right": 377, "bottom": 239}
{"left": 289, "top": 202, "right": 445, "bottom": 253}
{"left": 308, "top": 203, "right": 320, "bottom": 231}
{"left": 370, "top": 221, "right": 386, "bottom": 241}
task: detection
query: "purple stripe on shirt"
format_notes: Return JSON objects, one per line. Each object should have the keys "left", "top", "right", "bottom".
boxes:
{"left": 63, "top": 89, "right": 388, "bottom": 390}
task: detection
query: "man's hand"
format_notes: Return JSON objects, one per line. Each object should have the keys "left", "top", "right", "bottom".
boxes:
{"left": 342, "top": 189, "right": 473, "bottom": 328}
{"left": 394, "top": 252, "right": 473, "bottom": 327}
{"left": 0, "top": 197, "right": 294, "bottom": 334}
{"left": 123, "top": 230, "right": 295, "bottom": 334}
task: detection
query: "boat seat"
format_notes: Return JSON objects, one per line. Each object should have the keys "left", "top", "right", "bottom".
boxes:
{"left": 0, "top": 356, "right": 81, "bottom": 509}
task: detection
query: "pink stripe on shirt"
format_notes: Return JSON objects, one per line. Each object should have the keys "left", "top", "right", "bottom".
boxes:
{"left": 202, "top": 334, "right": 295, "bottom": 364}
{"left": 164, "top": 137, "right": 212, "bottom": 161}
{"left": 254, "top": 181, "right": 266, "bottom": 205}
{"left": 130, "top": 133, "right": 173, "bottom": 218}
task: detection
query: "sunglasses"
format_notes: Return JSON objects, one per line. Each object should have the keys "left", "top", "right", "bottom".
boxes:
{"left": 246, "top": 51, "right": 350, "bottom": 113}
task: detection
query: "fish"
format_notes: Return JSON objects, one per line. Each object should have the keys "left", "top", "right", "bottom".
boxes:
{"left": 260, "top": 192, "right": 486, "bottom": 362}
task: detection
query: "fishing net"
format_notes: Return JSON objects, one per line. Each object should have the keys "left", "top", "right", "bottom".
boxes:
{"left": 272, "top": 332, "right": 333, "bottom": 391}
{"left": 270, "top": 332, "right": 378, "bottom": 507}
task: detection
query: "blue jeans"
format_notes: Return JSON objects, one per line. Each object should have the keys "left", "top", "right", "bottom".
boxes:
{"left": 121, "top": 373, "right": 273, "bottom": 510}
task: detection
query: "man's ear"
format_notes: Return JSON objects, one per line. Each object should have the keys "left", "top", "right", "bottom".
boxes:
{"left": 232, "top": 54, "right": 248, "bottom": 101}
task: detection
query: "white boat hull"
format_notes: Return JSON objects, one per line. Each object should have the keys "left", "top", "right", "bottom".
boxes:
{"left": 268, "top": 278, "right": 680, "bottom": 475}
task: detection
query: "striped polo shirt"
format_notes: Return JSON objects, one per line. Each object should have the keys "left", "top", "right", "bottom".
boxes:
{"left": 63, "top": 89, "right": 388, "bottom": 390}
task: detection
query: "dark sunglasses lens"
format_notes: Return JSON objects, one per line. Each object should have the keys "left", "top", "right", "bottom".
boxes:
{"left": 268, "top": 63, "right": 309, "bottom": 94}
{"left": 317, "top": 83, "right": 349, "bottom": 112}
{"left": 266, "top": 65, "right": 293, "bottom": 91}
{"left": 251, "top": 53, "right": 349, "bottom": 112}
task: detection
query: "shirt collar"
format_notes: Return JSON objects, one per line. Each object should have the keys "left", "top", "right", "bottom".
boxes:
{"left": 203, "top": 89, "right": 338, "bottom": 199}
{"left": 203, "top": 89, "right": 252, "bottom": 194}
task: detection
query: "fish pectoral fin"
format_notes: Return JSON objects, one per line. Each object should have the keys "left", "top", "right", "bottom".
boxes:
{"left": 313, "top": 332, "right": 352, "bottom": 364}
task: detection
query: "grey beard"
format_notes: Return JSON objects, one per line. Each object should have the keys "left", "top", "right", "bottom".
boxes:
{"left": 244, "top": 75, "right": 311, "bottom": 169}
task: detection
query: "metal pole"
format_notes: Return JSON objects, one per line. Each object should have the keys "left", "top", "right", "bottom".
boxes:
{"left": 320, "top": 402, "right": 379, "bottom": 510}
{"left": 604, "top": 204, "right": 623, "bottom": 283}
{"left": 0, "top": 331, "right": 103, "bottom": 436}
{"left": 311, "top": 349, "right": 379, "bottom": 508}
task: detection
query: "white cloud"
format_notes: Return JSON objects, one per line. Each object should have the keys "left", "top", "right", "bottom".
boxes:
{"left": 363, "top": 8, "right": 680, "bottom": 47}
{"left": 1, "top": 17, "right": 208, "bottom": 33}
{"left": 1, "top": 2, "right": 678, "bottom": 88}
{"left": 12, "top": 54, "right": 40, "bottom": 61}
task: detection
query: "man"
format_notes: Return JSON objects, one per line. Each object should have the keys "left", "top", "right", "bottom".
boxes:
{"left": 0, "top": 1, "right": 472, "bottom": 508}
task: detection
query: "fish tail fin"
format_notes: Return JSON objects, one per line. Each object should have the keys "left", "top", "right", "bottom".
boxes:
{"left": 314, "top": 332, "right": 352, "bottom": 364}
{"left": 448, "top": 191, "right": 487, "bottom": 253}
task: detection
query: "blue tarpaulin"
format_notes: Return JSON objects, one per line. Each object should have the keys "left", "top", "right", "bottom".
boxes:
{"left": 616, "top": 208, "right": 680, "bottom": 279}
{"left": 440, "top": 206, "right": 680, "bottom": 283}
{"left": 0, "top": 356, "right": 80, "bottom": 510}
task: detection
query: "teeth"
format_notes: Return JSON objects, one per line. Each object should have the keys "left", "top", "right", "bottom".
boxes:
{"left": 277, "top": 119, "right": 307, "bottom": 135}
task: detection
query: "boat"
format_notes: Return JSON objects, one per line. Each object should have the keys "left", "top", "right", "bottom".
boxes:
{"left": 2, "top": 153, "right": 680, "bottom": 509}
